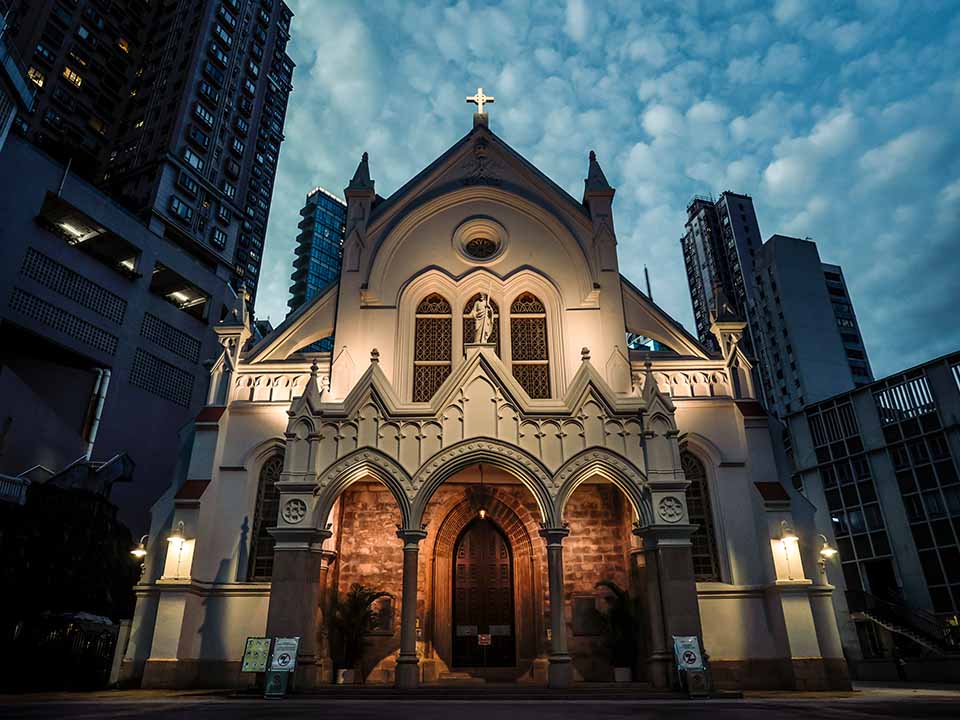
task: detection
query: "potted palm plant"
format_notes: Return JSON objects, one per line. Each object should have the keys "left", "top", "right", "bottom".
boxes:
{"left": 595, "top": 580, "right": 637, "bottom": 682}
{"left": 330, "top": 583, "right": 393, "bottom": 685}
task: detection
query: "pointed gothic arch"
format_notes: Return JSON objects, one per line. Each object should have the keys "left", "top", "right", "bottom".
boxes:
{"left": 554, "top": 448, "right": 653, "bottom": 527}
{"left": 413, "top": 292, "right": 453, "bottom": 402}
{"left": 314, "top": 448, "right": 414, "bottom": 531}
{"left": 410, "top": 439, "right": 557, "bottom": 529}
{"left": 681, "top": 450, "right": 721, "bottom": 582}
{"left": 510, "top": 291, "right": 550, "bottom": 398}
{"left": 247, "top": 452, "right": 284, "bottom": 581}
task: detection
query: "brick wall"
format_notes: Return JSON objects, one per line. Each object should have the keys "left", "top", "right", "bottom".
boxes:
{"left": 328, "top": 479, "right": 633, "bottom": 682}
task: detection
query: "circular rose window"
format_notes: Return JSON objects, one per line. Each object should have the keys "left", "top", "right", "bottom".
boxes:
{"left": 453, "top": 216, "right": 508, "bottom": 264}
{"left": 465, "top": 237, "right": 497, "bottom": 259}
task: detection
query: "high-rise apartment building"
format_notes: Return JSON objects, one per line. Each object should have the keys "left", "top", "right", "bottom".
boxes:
{"left": 822, "top": 262, "right": 873, "bottom": 384}
{"left": 287, "top": 186, "right": 346, "bottom": 352}
{"left": 752, "top": 235, "right": 873, "bottom": 417}
{"left": 786, "top": 354, "right": 960, "bottom": 671}
{"left": 6, "top": 0, "right": 294, "bottom": 304}
{"left": 681, "top": 191, "right": 762, "bottom": 354}
{"left": 0, "top": 17, "right": 36, "bottom": 151}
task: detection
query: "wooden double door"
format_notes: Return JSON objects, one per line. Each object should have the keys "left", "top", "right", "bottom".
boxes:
{"left": 452, "top": 518, "right": 516, "bottom": 667}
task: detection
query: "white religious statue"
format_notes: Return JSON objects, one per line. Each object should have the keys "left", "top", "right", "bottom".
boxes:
{"left": 470, "top": 294, "right": 495, "bottom": 344}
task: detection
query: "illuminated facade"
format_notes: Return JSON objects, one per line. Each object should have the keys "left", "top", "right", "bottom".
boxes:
{"left": 123, "top": 113, "right": 849, "bottom": 692}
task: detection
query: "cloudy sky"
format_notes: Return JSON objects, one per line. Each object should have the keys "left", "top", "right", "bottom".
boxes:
{"left": 256, "top": 0, "right": 960, "bottom": 379}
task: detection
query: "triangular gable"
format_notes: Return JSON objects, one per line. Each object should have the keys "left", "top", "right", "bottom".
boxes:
{"left": 246, "top": 281, "right": 339, "bottom": 363}
{"left": 363, "top": 124, "right": 593, "bottom": 251}
{"left": 620, "top": 275, "right": 712, "bottom": 359}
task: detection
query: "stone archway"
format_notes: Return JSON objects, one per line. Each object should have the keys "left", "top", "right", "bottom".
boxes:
{"left": 424, "top": 485, "right": 546, "bottom": 682}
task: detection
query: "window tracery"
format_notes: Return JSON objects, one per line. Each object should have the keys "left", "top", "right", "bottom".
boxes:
{"left": 510, "top": 292, "right": 550, "bottom": 398}
{"left": 682, "top": 451, "right": 721, "bottom": 581}
{"left": 248, "top": 453, "right": 283, "bottom": 581}
{"left": 413, "top": 293, "right": 452, "bottom": 401}
{"left": 463, "top": 293, "right": 500, "bottom": 355}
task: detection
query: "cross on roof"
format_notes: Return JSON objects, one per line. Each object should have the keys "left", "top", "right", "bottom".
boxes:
{"left": 466, "top": 87, "right": 494, "bottom": 114}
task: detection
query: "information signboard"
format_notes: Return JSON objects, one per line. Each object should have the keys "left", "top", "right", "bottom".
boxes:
{"left": 241, "top": 637, "right": 271, "bottom": 673}
{"left": 270, "top": 636, "right": 301, "bottom": 673}
{"left": 672, "top": 635, "right": 704, "bottom": 671}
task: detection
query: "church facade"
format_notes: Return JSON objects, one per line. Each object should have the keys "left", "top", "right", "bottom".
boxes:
{"left": 121, "top": 108, "right": 849, "bottom": 691}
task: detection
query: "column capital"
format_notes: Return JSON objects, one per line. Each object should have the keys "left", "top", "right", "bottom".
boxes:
{"left": 538, "top": 526, "right": 569, "bottom": 546}
{"left": 396, "top": 528, "right": 428, "bottom": 549}
{"left": 269, "top": 526, "right": 332, "bottom": 550}
{"left": 632, "top": 523, "right": 696, "bottom": 548}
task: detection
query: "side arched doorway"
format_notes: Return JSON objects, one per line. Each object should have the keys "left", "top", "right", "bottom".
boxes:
{"left": 453, "top": 518, "right": 515, "bottom": 667}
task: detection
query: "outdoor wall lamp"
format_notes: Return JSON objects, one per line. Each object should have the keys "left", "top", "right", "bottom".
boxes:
{"left": 168, "top": 521, "right": 185, "bottom": 545}
{"left": 779, "top": 520, "right": 799, "bottom": 544}
{"left": 130, "top": 534, "right": 148, "bottom": 559}
{"left": 818, "top": 533, "right": 838, "bottom": 572}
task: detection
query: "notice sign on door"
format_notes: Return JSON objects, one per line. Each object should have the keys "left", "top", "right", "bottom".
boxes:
{"left": 477, "top": 633, "right": 492, "bottom": 646}
{"left": 672, "top": 635, "right": 704, "bottom": 671}
{"left": 270, "top": 636, "right": 301, "bottom": 672}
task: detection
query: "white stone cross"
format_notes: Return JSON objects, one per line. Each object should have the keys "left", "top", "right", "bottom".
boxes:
{"left": 466, "top": 87, "right": 494, "bottom": 114}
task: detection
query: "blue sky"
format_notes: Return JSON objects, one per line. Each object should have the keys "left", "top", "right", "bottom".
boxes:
{"left": 258, "top": 0, "right": 960, "bottom": 379}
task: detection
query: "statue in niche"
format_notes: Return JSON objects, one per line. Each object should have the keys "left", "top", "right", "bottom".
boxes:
{"left": 470, "top": 293, "right": 495, "bottom": 344}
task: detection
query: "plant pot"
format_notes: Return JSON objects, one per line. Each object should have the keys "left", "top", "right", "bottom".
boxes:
{"left": 336, "top": 669, "right": 358, "bottom": 685}
{"left": 613, "top": 667, "right": 632, "bottom": 683}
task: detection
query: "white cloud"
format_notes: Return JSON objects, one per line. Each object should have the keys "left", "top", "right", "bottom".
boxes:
{"left": 642, "top": 104, "right": 685, "bottom": 139}
{"left": 859, "top": 128, "right": 946, "bottom": 183}
{"left": 565, "top": 0, "right": 588, "bottom": 43}
{"left": 255, "top": 0, "right": 960, "bottom": 380}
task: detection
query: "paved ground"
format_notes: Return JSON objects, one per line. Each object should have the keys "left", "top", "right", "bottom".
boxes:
{"left": 1, "top": 684, "right": 958, "bottom": 719}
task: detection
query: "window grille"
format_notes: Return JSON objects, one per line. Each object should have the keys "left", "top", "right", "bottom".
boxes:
{"left": 20, "top": 248, "right": 126, "bottom": 324}
{"left": 248, "top": 454, "right": 283, "bottom": 581}
{"left": 510, "top": 292, "right": 550, "bottom": 398}
{"left": 682, "top": 451, "right": 721, "bottom": 581}
{"left": 462, "top": 293, "right": 499, "bottom": 355}
{"left": 412, "top": 293, "right": 452, "bottom": 402}
{"left": 141, "top": 313, "right": 201, "bottom": 363}
{"left": 874, "top": 375, "right": 936, "bottom": 425}
{"left": 9, "top": 287, "right": 118, "bottom": 355}
{"left": 129, "top": 348, "right": 194, "bottom": 406}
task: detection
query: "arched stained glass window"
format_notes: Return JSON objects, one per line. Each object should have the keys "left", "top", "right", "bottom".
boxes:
{"left": 510, "top": 292, "right": 550, "bottom": 399}
{"left": 463, "top": 293, "right": 500, "bottom": 356}
{"left": 682, "top": 451, "right": 721, "bottom": 581}
{"left": 413, "top": 293, "right": 452, "bottom": 401}
{"left": 248, "top": 453, "right": 283, "bottom": 581}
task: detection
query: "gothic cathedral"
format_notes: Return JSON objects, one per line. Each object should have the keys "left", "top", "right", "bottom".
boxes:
{"left": 121, "top": 103, "right": 849, "bottom": 692}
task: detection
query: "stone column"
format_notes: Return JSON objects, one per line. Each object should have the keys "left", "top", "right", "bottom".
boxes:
{"left": 634, "top": 524, "right": 703, "bottom": 688}
{"left": 265, "top": 527, "right": 330, "bottom": 689}
{"left": 395, "top": 528, "right": 427, "bottom": 689}
{"left": 539, "top": 527, "right": 572, "bottom": 689}
{"left": 316, "top": 549, "right": 337, "bottom": 684}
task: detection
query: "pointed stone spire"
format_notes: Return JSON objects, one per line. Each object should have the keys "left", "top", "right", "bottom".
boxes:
{"left": 584, "top": 150, "right": 613, "bottom": 197}
{"left": 347, "top": 151, "right": 374, "bottom": 192}
{"left": 299, "top": 357, "right": 323, "bottom": 411}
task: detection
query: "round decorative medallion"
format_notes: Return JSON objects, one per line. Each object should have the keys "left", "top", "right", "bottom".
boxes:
{"left": 281, "top": 498, "right": 308, "bottom": 524}
{"left": 452, "top": 216, "right": 508, "bottom": 265}
{"left": 657, "top": 496, "right": 684, "bottom": 523}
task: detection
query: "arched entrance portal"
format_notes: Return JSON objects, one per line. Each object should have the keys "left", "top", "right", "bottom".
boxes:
{"left": 453, "top": 518, "right": 516, "bottom": 668}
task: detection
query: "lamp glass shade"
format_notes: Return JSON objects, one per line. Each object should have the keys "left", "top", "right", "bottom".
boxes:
{"left": 130, "top": 546, "right": 147, "bottom": 558}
